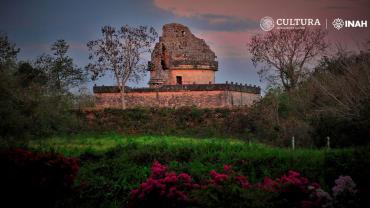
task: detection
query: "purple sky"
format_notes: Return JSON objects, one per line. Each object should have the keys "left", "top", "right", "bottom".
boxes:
{"left": 1, "top": 0, "right": 369, "bottom": 92}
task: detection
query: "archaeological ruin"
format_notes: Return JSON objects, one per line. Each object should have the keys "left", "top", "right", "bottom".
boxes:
{"left": 93, "top": 23, "right": 261, "bottom": 108}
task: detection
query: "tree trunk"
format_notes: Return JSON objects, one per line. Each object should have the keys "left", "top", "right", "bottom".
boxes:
{"left": 120, "top": 86, "right": 126, "bottom": 109}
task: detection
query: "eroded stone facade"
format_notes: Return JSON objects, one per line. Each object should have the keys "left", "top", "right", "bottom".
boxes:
{"left": 148, "top": 23, "right": 218, "bottom": 87}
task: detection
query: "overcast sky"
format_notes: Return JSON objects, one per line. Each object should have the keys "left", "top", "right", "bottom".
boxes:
{"left": 1, "top": 0, "right": 369, "bottom": 92}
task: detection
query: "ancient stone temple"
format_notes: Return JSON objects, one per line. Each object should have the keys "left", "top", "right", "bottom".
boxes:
{"left": 93, "top": 23, "right": 261, "bottom": 109}
{"left": 148, "top": 23, "right": 218, "bottom": 87}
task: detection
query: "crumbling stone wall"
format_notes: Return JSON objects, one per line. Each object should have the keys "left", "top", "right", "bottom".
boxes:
{"left": 94, "top": 84, "right": 261, "bottom": 109}
{"left": 149, "top": 23, "right": 218, "bottom": 87}
{"left": 95, "top": 90, "right": 260, "bottom": 109}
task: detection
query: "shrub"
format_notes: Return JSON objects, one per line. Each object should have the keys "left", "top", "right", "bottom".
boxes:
{"left": 332, "top": 176, "right": 359, "bottom": 208}
{"left": 131, "top": 161, "right": 359, "bottom": 208}
{"left": 0, "top": 148, "right": 79, "bottom": 208}
{"left": 129, "top": 161, "right": 199, "bottom": 208}
{"left": 257, "top": 171, "right": 332, "bottom": 208}
{"left": 195, "top": 168, "right": 329, "bottom": 208}
{"left": 193, "top": 165, "right": 261, "bottom": 208}
{"left": 77, "top": 107, "right": 255, "bottom": 140}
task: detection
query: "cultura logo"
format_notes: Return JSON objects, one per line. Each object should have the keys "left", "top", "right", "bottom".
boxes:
{"left": 260, "top": 16, "right": 321, "bottom": 31}
{"left": 260, "top": 16, "right": 274, "bottom": 31}
{"left": 332, "top": 18, "right": 367, "bottom": 30}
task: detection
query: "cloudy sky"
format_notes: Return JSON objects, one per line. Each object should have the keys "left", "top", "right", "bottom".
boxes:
{"left": 1, "top": 0, "right": 369, "bottom": 92}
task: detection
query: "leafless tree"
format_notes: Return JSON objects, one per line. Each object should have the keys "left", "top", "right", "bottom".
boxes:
{"left": 311, "top": 47, "right": 370, "bottom": 120}
{"left": 86, "top": 25, "right": 157, "bottom": 109}
{"left": 248, "top": 28, "right": 328, "bottom": 91}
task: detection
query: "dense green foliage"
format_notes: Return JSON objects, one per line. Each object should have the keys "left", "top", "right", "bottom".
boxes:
{"left": 0, "top": 34, "right": 85, "bottom": 143}
{"left": 247, "top": 47, "right": 370, "bottom": 147}
{"left": 0, "top": 64, "right": 78, "bottom": 141}
{"left": 29, "top": 134, "right": 370, "bottom": 207}
{"left": 77, "top": 107, "right": 252, "bottom": 139}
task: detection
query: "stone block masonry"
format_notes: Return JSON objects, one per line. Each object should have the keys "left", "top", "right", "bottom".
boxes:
{"left": 94, "top": 84, "right": 261, "bottom": 109}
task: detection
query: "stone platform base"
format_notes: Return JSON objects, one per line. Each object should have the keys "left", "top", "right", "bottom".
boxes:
{"left": 93, "top": 84, "right": 261, "bottom": 109}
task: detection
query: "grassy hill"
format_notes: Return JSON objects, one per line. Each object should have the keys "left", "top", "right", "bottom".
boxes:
{"left": 27, "top": 133, "right": 368, "bottom": 207}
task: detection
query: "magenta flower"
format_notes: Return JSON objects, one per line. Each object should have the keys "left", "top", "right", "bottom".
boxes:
{"left": 235, "top": 175, "right": 250, "bottom": 189}
{"left": 223, "top": 165, "right": 233, "bottom": 173}
{"left": 150, "top": 160, "right": 167, "bottom": 179}
{"left": 129, "top": 161, "right": 198, "bottom": 208}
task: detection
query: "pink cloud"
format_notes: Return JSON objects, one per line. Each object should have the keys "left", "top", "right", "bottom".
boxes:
{"left": 154, "top": 0, "right": 370, "bottom": 20}
{"left": 194, "top": 29, "right": 260, "bottom": 58}
{"left": 154, "top": 0, "right": 370, "bottom": 58}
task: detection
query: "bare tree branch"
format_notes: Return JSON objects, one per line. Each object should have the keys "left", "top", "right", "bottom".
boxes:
{"left": 86, "top": 25, "right": 158, "bottom": 109}
{"left": 248, "top": 28, "right": 328, "bottom": 91}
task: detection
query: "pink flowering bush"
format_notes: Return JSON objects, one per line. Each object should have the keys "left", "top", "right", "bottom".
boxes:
{"left": 194, "top": 165, "right": 261, "bottom": 208}
{"left": 198, "top": 168, "right": 331, "bottom": 208}
{"left": 208, "top": 165, "right": 250, "bottom": 188}
{"left": 130, "top": 162, "right": 357, "bottom": 208}
{"left": 129, "top": 161, "right": 199, "bottom": 208}
{"left": 257, "top": 171, "right": 332, "bottom": 208}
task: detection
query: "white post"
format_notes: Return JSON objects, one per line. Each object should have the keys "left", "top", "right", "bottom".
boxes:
{"left": 292, "top": 136, "right": 295, "bottom": 150}
{"left": 326, "top": 136, "right": 330, "bottom": 150}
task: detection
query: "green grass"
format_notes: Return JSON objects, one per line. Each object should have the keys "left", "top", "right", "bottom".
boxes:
{"left": 29, "top": 133, "right": 343, "bottom": 156}
{"left": 29, "top": 134, "right": 266, "bottom": 156}
{"left": 27, "top": 133, "right": 361, "bottom": 208}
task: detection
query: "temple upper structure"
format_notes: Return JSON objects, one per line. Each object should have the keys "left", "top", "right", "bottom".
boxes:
{"left": 148, "top": 23, "right": 218, "bottom": 87}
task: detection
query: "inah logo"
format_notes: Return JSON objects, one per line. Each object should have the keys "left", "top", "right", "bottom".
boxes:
{"left": 332, "top": 18, "right": 344, "bottom": 30}
{"left": 332, "top": 18, "right": 367, "bottom": 30}
{"left": 260, "top": 16, "right": 274, "bottom": 31}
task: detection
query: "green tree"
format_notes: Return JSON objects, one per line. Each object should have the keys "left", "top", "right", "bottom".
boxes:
{"left": 0, "top": 33, "right": 19, "bottom": 67}
{"left": 16, "top": 62, "right": 47, "bottom": 88}
{"left": 35, "top": 39, "right": 86, "bottom": 93}
{"left": 0, "top": 37, "right": 81, "bottom": 142}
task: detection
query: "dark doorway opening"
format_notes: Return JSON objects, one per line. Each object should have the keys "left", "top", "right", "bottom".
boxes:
{"left": 176, "top": 76, "right": 182, "bottom": 85}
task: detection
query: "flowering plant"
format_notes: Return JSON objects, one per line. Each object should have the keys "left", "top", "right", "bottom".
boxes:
{"left": 129, "top": 161, "right": 199, "bottom": 208}
{"left": 257, "top": 170, "right": 333, "bottom": 208}
{"left": 332, "top": 176, "right": 358, "bottom": 208}
{"left": 208, "top": 165, "right": 250, "bottom": 189}
{"left": 130, "top": 161, "right": 358, "bottom": 208}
